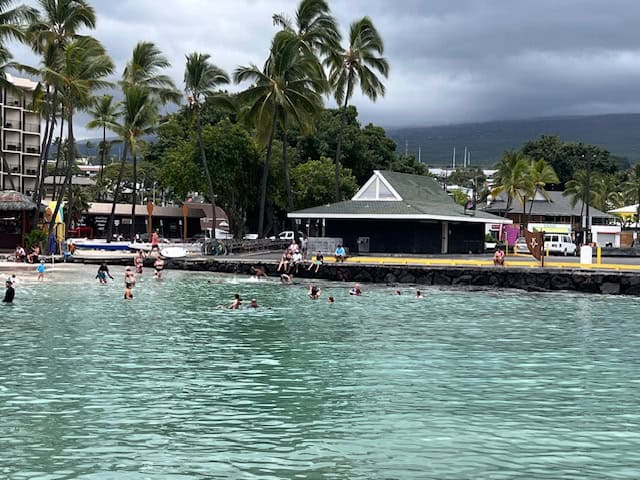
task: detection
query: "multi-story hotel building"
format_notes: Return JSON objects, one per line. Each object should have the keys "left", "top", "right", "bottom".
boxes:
{"left": 0, "top": 73, "right": 41, "bottom": 194}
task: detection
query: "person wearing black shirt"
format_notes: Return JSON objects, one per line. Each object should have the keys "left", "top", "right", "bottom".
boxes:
{"left": 3, "top": 280, "right": 15, "bottom": 303}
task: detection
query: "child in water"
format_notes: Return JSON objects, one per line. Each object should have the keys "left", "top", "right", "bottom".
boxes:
{"left": 36, "top": 260, "right": 46, "bottom": 281}
{"left": 124, "top": 283, "right": 133, "bottom": 300}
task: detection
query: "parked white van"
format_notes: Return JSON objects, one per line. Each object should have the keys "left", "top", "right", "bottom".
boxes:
{"left": 544, "top": 234, "right": 577, "bottom": 256}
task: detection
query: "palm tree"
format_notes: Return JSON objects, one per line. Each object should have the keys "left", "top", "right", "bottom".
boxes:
{"left": 29, "top": 0, "right": 96, "bottom": 218}
{"left": 106, "top": 85, "right": 157, "bottom": 241}
{"left": 527, "top": 158, "right": 559, "bottom": 216}
{"left": 492, "top": 151, "right": 530, "bottom": 219}
{"left": 63, "top": 184, "right": 89, "bottom": 231}
{"left": 591, "top": 173, "right": 621, "bottom": 212}
{"left": 86, "top": 94, "right": 118, "bottom": 199}
{"left": 108, "top": 41, "right": 178, "bottom": 240}
{"left": 41, "top": 36, "right": 113, "bottom": 239}
{"left": 622, "top": 164, "right": 640, "bottom": 223}
{"left": 234, "top": 30, "right": 324, "bottom": 236}
{"left": 184, "top": 52, "right": 230, "bottom": 238}
{"left": 121, "top": 41, "right": 181, "bottom": 104}
{"left": 563, "top": 169, "right": 591, "bottom": 222}
{"left": 326, "top": 16, "right": 389, "bottom": 201}
{"left": 273, "top": 0, "right": 340, "bottom": 81}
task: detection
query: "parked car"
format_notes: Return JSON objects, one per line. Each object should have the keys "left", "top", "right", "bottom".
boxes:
{"left": 514, "top": 236, "right": 529, "bottom": 254}
{"left": 243, "top": 233, "right": 259, "bottom": 240}
{"left": 544, "top": 234, "right": 577, "bottom": 256}
{"left": 269, "top": 231, "right": 305, "bottom": 242}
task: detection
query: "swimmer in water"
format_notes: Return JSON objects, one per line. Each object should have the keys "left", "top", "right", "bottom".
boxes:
{"left": 349, "top": 283, "right": 362, "bottom": 296}
{"left": 249, "top": 298, "right": 259, "bottom": 308}
{"left": 154, "top": 256, "right": 166, "bottom": 279}
{"left": 96, "top": 262, "right": 114, "bottom": 284}
{"left": 280, "top": 273, "right": 293, "bottom": 285}
{"left": 395, "top": 289, "right": 401, "bottom": 295}
{"left": 416, "top": 290, "right": 424, "bottom": 299}
{"left": 124, "top": 267, "right": 136, "bottom": 287}
{"left": 124, "top": 283, "right": 133, "bottom": 300}
{"left": 308, "top": 284, "right": 321, "bottom": 300}
{"left": 230, "top": 294, "right": 242, "bottom": 309}
{"left": 328, "top": 296, "right": 335, "bottom": 304}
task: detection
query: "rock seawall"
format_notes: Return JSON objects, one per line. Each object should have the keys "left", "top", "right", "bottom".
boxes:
{"left": 166, "top": 259, "right": 640, "bottom": 296}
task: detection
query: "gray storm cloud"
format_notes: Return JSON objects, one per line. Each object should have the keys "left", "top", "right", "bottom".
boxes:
{"left": 14, "top": 0, "right": 640, "bottom": 136}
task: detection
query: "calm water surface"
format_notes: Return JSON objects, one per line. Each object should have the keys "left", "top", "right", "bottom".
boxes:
{"left": 1, "top": 264, "right": 639, "bottom": 479}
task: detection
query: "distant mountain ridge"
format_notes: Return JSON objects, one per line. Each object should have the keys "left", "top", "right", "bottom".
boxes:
{"left": 386, "top": 113, "right": 640, "bottom": 167}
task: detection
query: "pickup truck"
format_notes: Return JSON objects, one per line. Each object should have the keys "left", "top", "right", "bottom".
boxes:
{"left": 270, "top": 231, "right": 304, "bottom": 242}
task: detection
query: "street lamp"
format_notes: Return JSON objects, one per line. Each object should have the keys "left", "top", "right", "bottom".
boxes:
{"left": 582, "top": 153, "right": 595, "bottom": 245}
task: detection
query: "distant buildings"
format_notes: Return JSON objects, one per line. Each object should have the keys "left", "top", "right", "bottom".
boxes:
{"left": 0, "top": 74, "right": 41, "bottom": 195}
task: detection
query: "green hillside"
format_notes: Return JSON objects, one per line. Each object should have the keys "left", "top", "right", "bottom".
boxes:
{"left": 386, "top": 113, "right": 640, "bottom": 167}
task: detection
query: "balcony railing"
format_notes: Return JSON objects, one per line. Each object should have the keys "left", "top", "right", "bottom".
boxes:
{"left": 4, "top": 120, "right": 21, "bottom": 129}
{"left": 24, "top": 122, "right": 40, "bottom": 133}
{"left": 24, "top": 145, "right": 40, "bottom": 154}
{"left": 5, "top": 97, "right": 21, "bottom": 107}
{"left": 25, "top": 168, "right": 37, "bottom": 176}
{"left": 4, "top": 143, "right": 21, "bottom": 151}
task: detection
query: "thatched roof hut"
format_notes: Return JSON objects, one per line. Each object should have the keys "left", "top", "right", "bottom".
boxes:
{"left": 0, "top": 190, "right": 37, "bottom": 211}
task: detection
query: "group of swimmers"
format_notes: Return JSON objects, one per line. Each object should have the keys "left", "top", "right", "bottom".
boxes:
{"left": 94, "top": 250, "right": 167, "bottom": 300}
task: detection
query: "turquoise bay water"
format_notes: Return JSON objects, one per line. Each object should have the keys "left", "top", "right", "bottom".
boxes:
{"left": 1, "top": 265, "right": 640, "bottom": 479}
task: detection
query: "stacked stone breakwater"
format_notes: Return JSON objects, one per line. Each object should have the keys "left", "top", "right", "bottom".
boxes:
{"left": 166, "top": 259, "right": 640, "bottom": 296}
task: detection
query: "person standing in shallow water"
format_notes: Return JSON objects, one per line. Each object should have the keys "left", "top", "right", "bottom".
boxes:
{"left": 3, "top": 280, "right": 15, "bottom": 303}
{"left": 36, "top": 260, "right": 46, "bottom": 281}
{"left": 96, "top": 263, "right": 114, "bottom": 284}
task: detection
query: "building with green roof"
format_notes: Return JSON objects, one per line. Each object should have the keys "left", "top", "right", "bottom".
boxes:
{"left": 288, "top": 170, "right": 511, "bottom": 254}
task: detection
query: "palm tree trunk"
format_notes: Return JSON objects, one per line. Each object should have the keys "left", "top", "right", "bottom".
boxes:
{"left": 106, "top": 141, "right": 130, "bottom": 242}
{"left": 97, "top": 125, "right": 107, "bottom": 200}
{"left": 130, "top": 153, "right": 137, "bottom": 240}
{"left": 2, "top": 152, "right": 16, "bottom": 190}
{"left": 528, "top": 187, "right": 538, "bottom": 217}
{"left": 34, "top": 92, "right": 59, "bottom": 226}
{"left": 51, "top": 117, "right": 65, "bottom": 200}
{"left": 65, "top": 187, "right": 73, "bottom": 233}
{"left": 32, "top": 88, "right": 52, "bottom": 203}
{"left": 522, "top": 195, "right": 527, "bottom": 233}
{"left": 48, "top": 108, "right": 75, "bottom": 248}
{"left": 282, "top": 126, "right": 294, "bottom": 216}
{"left": 196, "top": 110, "right": 217, "bottom": 239}
{"left": 258, "top": 107, "right": 278, "bottom": 238}
{"left": 334, "top": 95, "right": 350, "bottom": 202}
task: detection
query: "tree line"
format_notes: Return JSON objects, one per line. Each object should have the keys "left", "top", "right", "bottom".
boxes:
{"left": 0, "top": 0, "right": 401, "bottom": 240}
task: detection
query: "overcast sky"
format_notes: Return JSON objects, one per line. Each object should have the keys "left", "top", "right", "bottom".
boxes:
{"left": 12, "top": 0, "right": 640, "bottom": 138}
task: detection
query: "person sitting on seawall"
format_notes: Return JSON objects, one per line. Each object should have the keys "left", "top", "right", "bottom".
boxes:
{"left": 349, "top": 283, "right": 362, "bottom": 296}
{"left": 27, "top": 245, "right": 40, "bottom": 263}
{"left": 15, "top": 245, "right": 26, "bottom": 262}
{"left": 334, "top": 244, "right": 347, "bottom": 263}
{"left": 308, "top": 251, "right": 324, "bottom": 273}
{"left": 3, "top": 280, "right": 15, "bottom": 303}
{"left": 493, "top": 248, "right": 505, "bottom": 266}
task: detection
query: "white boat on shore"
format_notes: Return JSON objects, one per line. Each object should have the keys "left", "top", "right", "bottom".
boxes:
{"left": 69, "top": 238, "right": 132, "bottom": 251}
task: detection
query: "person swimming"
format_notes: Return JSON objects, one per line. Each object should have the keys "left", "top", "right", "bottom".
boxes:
{"left": 416, "top": 290, "right": 424, "bottom": 299}
{"left": 230, "top": 294, "right": 242, "bottom": 309}
{"left": 280, "top": 273, "right": 293, "bottom": 285}
{"left": 308, "top": 284, "right": 321, "bottom": 300}
{"left": 154, "top": 256, "right": 166, "bottom": 279}
{"left": 124, "top": 267, "right": 136, "bottom": 287}
{"left": 249, "top": 298, "right": 259, "bottom": 308}
{"left": 328, "top": 296, "right": 335, "bottom": 304}
{"left": 96, "top": 263, "right": 114, "bottom": 284}
{"left": 124, "top": 283, "right": 133, "bottom": 300}
{"left": 349, "top": 283, "right": 362, "bottom": 296}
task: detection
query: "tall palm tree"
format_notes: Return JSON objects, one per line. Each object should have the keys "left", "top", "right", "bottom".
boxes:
{"left": 121, "top": 40, "right": 181, "bottom": 104}
{"left": 563, "top": 169, "right": 591, "bottom": 221}
{"left": 29, "top": 0, "right": 96, "bottom": 217}
{"left": 273, "top": 0, "right": 340, "bottom": 81}
{"left": 622, "top": 164, "right": 640, "bottom": 223}
{"left": 492, "top": 151, "right": 531, "bottom": 222}
{"left": 326, "top": 16, "right": 389, "bottom": 201}
{"left": 63, "top": 183, "right": 89, "bottom": 231}
{"left": 527, "top": 158, "right": 559, "bottom": 216}
{"left": 592, "top": 173, "right": 621, "bottom": 212}
{"left": 234, "top": 30, "right": 324, "bottom": 236}
{"left": 86, "top": 94, "right": 118, "bottom": 198}
{"left": 106, "top": 86, "right": 157, "bottom": 241}
{"left": 41, "top": 36, "right": 113, "bottom": 239}
{"left": 184, "top": 52, "right": 230, "bottom": 237}
{"left": 108, "top": 41, "right": 178, "bottom": 240}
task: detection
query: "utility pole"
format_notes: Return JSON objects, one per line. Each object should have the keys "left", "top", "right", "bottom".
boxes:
{"left": 452, "top": 147, "right": 456, "bottom": 169}
{"left": 585, "top": 154, "right": 592, "bottom": 244}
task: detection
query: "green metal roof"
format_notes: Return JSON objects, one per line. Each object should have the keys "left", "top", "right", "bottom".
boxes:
{"left": 289, "top": 170, "right": 511, "bottom": 224}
